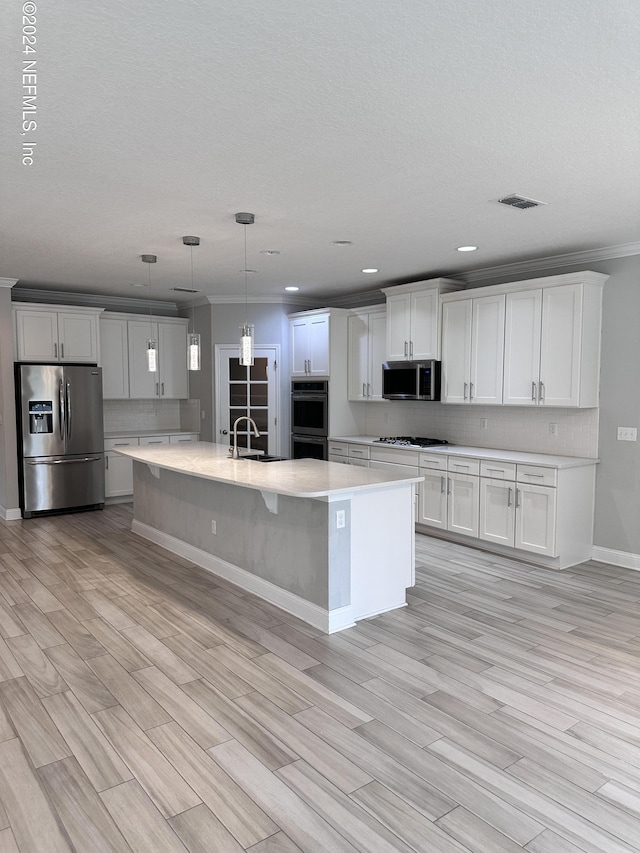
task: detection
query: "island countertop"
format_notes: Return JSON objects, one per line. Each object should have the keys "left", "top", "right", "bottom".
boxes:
{"left": 115, "top": 441, "right": 423, "bottom": 499}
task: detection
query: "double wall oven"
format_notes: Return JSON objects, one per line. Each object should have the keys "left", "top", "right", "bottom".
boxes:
{"left": 291, "top": 380, "right": 328, "bottom": 460}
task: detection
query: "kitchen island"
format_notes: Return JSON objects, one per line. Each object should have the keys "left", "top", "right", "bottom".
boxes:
{"left": 115, "top": 442, "right": 422, "bottom": 633}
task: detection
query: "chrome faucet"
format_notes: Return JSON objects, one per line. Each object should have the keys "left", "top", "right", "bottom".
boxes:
{"left": 229, "top": 416, "right": 260, "bottom": 459}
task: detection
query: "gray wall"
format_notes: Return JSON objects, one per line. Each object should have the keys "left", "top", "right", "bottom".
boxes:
{"left": 0, "top": 287, "right": 19, "bottom": 513}
{"left": 469, "top": 255, "right": 640, "bottom": 555}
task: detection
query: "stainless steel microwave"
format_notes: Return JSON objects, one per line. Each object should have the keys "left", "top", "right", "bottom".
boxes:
{"left": 382, "top": 360, "right": 441, "bottom": 401}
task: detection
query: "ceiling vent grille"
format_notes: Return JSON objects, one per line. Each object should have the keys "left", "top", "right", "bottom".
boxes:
{"left": 171, "top": 286, "right": 200, "bottom": 293}
{"left": 497, "top": 194, "right": 547, "bottom": 210}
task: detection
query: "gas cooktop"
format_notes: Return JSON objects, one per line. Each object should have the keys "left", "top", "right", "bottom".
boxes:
{"left": 374, "top": 436, "right": 450, "bottom": 448}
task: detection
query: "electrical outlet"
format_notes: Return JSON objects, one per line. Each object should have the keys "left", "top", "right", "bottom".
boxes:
{"left": 480, "top": 418, "right": 488, "bottom": 430}
{"left": 211, "top": 520, "right": 217, "bottom": 534}
{"left": 549, "top": 422, "right": 558, "bottom": 436}
{"left": 336, "top": 509, "right": 346, "bottom": 529}
{"left": 617, "top": 427, "right": 637, "bottom": 441}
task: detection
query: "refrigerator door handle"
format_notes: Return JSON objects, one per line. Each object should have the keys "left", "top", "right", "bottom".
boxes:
{"left": 66, "top": 381, "right": 72, "bottom": 441}
{"left": 27, "top": 456, "right": 102, "bottom": 465}
{"left": 58, "top": 379, "right": 65, "bottom": 440}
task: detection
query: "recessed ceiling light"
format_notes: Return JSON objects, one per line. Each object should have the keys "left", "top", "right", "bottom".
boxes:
{"left": 361, "top": 268, "right": 379, "bottom": 274}
{"left": 130, "top": 282, "right": 147, "bottom": 288}
{"left": 260, "top": 250, "right": 281, "bottom": 256}
{"left": 284, "top": 286, "right": 299, "bottom": 292}
{"left": 456, "top": 245, "right": 478, "bottom": 252}
{"left": 331, "top": 240, "right": 353, "bottom": 246}
{"left": 240, "top": 269, "right": 258, "bottom": 273}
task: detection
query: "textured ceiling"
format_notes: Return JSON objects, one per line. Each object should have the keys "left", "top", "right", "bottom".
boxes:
{"left": 1, "top": 0, "right": 639, "bottom": 304}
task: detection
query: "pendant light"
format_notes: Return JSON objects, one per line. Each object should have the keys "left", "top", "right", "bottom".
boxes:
{"left": 182, "top": 235, "right": 201, "bottom": 371}
{"left": 141, "top": 254, "right": 157, "bottom": 372}
{"left": 236, "top": 211, "right": 255, "bottom": 367}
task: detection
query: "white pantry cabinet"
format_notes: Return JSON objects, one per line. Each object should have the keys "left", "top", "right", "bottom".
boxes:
{"left": 501, "top": 274, "right": 606, "bottom": 407}
{"left": 441, "top": 294, "right": 505, "bottom": 405}
{"left": 127, "top": 317, "right": 188, "bottom": 399}
{"left": 381, "top": 278, "right": 463, "bottom": 361}
{"left": 347, "top": 306, "right": 386, "bottom": 401}
{"left": 14, "top": 305, "right": 102, "bottom": 363}
{"left": 289, "top": 312, "right": 330, "bottom": 376}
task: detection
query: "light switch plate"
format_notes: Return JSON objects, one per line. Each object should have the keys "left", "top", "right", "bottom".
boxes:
{"left": 617, "top": 427, "right": 637, "bottom": 441}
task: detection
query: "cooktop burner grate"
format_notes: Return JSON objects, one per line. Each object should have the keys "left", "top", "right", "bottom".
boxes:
{"left": 374, "top": 436, "right": 450, "bottom": 448}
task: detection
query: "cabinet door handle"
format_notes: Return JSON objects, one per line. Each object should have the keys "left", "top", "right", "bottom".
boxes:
{"left": 447, "top": 477, "right": 451, "bottom": 496}
{"left": 454, "top": 463, "right": 469, "bottom": 469}
{"left": 469, "top": 382, "right": 474, "bottom": 401}
{"left": 161, "top": 382, "right": 165, "bottom": 396}
{"left": 155, "top": 382, "right": 159, "bottom": 396}
{"left": 404, "top": 341, "right": 408, "bottom": 357}
{"left": 532, "top": 381, "right": 537, "bottom": 402}
{"left": 515, "top": 489, "right": 520, "bottom": 508}
{"left": 54, "top": 342, "right": 58, "bottom": 359}
{"left": 363, "top": 382, "right": 366, "bottom": 397}
{"left": 409, "top": 341, "right": 413, "bottom": 358}
{"left": 440, "top": 476, "right": 445, "bottom": 494}
{"left": 487, "top": 467, "right": 504, "bottom": 473}
{"left": 463, "top": 382, "right": 468, "bottom": 400}
{"left": 113, "top": 443, "right": 130, "bottom": 447}
{"left": 367, "top": 383, "right": 372, "bottom": 397}
{"left": 524, "top": 472, "right": 544, "bottom": 478}
{"left": 507, "top": 486, "right": 512, "bottom": 507}
{"left": 61, "top": 342, "right": 64, "bottom": 358}
{"left": 539, "top": 381, "right": 545, "bottom": 402}
{"left": 106, "top": 456, "right": 109, "bottom": 470}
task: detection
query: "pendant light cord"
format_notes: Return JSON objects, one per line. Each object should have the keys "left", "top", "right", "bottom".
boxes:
{"left": 244, "top": 223, "right": 249, "bottom": 329}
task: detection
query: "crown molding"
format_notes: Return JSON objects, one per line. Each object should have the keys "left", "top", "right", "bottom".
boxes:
{"left": 0, "top": 278, "right": 18, "bottom": 288}
{"left": 458, "top": 241, "right": 640, "bottom": 284}
{"left": 11, "top": 287, "right": 180, "bottom": 315}
{"left": 204, "top": 294, "right": 324, "bottom": 308}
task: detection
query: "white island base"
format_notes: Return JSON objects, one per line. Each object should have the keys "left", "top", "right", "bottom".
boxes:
{"left": 124, "top": 449, "right": 419, "bottom": 633}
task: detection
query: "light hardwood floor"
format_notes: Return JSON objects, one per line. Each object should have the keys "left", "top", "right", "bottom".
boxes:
{"left": 1, "top": 505, "right": 640, "bottom": 852}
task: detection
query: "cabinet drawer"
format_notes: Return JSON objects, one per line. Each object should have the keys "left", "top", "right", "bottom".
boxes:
{"left": 139, "top": 435, "right": 170, "bottom": 446}
{"left": 419, "top": 452, "right": 447, "bottom": 471}
{"left": 517, "top": 464, "right": 557, "bottom": 487}
{"left": 328, "top": 441, "right": 349, "bottom": 457}
{"left": 370, "top": 447, "right": 420, "bottom": 466}
{"left": 169, "top": 434, "right": 198, "bottom": 444}
{"left": 349, "top": 457, "right": 370, "bottom": 468}
{"left": 104, "top": 437, "right": 139, "bottom": 451}
{"left": 447, "top": 456, "right": 480, "bottom": 476}
{"left": 480, "top": 460, "right": 516, "bottom": 481}
{"left": 348, "top": 445, "right": 370, "bottom": 460}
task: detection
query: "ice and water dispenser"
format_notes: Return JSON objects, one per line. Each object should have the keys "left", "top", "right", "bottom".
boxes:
{"left": 28, "top": 401, "right": 53, "bottom": 434}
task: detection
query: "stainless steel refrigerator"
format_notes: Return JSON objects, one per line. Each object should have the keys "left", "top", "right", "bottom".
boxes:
{"left": 16, "top": 363, "right": 105, "bottom": 518}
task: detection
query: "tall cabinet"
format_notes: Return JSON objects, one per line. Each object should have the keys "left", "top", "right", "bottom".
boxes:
{"left": 347, "top": 306, "right": 387, "bottom": 401}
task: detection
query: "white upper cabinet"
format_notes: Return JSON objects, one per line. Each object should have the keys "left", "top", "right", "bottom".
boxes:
{"left": 100, "top": 316, "right": 129, "bottom": 399}
{"left": 441, "top": 293, "right": 505, "bottom": 405}
{"left": 382, "top": 278, "right": 464, "bottom": 361}
{"left": 290, "top": 312, "right": 329, "bottom": 376}
{"left": 15, "top": 305, "right": 101, "bottom": 363}
{"left": 347, "top": 306, "right": 386, "bottom": 401}
{"left": 503, "top": 275, "right": 605, "bottom": 407}
{"left": 128, "top": 317, "right": 188, "bottom": 399}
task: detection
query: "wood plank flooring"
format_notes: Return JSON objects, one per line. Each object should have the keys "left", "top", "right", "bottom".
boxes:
{"left": 1, "top": 506, "right": 640, "bottom": 851}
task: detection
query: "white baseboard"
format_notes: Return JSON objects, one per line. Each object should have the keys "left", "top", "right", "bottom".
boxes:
{"left": 591, "top": 545, "right": 640, "bottom": 571}
{"left": 0, "top": 506, "right": 21, "bottom": 521}
{"left": 131, "top": 520, "right": 354, "bottom": 634}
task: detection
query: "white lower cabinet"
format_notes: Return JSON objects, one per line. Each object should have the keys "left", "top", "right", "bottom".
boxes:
{"left": 105, "top": 433, "right": 198, "bottom": 497}
{"left": 514, "top": 482, "right": 557, "bottom": 556}
{"left": 418, "top": 454, "right": 479, "bottom": 537}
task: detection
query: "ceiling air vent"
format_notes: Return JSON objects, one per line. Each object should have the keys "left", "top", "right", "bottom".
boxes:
{"left": 497, "top": 194, "right": 547, "bottom": 210}
{"left": 171, "top": 287, "right": 199, "bottom": 293}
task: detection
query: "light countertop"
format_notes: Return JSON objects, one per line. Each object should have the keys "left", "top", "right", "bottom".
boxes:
{"left": 104, "top": 429, "right": 199, "bottom": 439}
{"left": 331, "top": 436, "right": 598, "bottom": 469}
{"left": 115, "top": 441, "right": 423, "bottom": 498}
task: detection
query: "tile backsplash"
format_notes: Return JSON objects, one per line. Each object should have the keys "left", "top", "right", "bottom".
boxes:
{"left": 360, "top": 402, "right": 599, "bottom": 458}
{"left": 104, "top": 399, "right": 200, "bottom": 434}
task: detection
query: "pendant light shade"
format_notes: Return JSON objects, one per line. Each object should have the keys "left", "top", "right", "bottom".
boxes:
{"left": 183, "top": 236, "right": 201, "bottom": 371}
{"left": 141, "top": 254, "right": 158, "bottom": 372}
{"left": 236, "top": 212, "right": 255, "bottom": 366}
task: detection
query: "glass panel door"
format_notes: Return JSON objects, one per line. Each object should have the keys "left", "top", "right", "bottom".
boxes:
{"left": 216, "top": 346, "right": 279, "bottom": 455}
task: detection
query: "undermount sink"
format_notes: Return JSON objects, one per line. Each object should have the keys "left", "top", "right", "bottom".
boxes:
{"left": 239, "top": 453, "right": 287, "bottom": 462}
